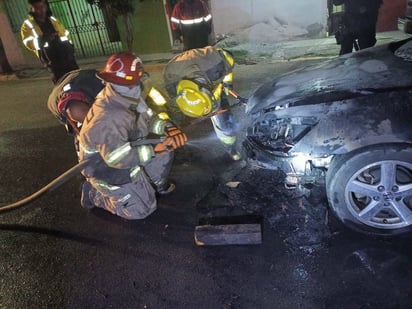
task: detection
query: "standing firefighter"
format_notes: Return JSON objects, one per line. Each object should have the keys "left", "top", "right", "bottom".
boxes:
{"left": 171, "top": 0, "right": 212, "bottom": 50}
{"left": 21, "top": 0, "right": 78, "bottom": 83}
{"left": 79, "top": 52, "right": 187, "bottom": 219}
{"left": 333, "top": 0, "right": 383, "bottom": 55}
{"left": 164, "top": 46, "right": 245, "bottom": 160}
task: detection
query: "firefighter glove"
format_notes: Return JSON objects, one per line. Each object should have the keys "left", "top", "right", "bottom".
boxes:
{"left": 154, "top": 135, "right": 184, "bottom": 155}
{"left": 154, "top": 138, "right": 172, "bottom": 155}
{"left": 164, "top": 126, "right": 187, "bottom": 148}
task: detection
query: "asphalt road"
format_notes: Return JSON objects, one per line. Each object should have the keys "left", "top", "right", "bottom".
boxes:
{"left": 1, "top": 61, "right": 412, "bottom": 309}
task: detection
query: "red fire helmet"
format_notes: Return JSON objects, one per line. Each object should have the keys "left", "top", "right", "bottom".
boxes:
{"left": 97, "top": 52, "right": 144, "bottom": 85}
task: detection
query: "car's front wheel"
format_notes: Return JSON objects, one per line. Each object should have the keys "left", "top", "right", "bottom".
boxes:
{"left": 326, "top": 145, "right": 412, "bottom": 236}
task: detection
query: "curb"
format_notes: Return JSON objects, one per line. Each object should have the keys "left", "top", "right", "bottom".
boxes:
{"left": 1, "top": 62, "right": 168, "bottom": 82}
{"left": 0, "top": 74, "right": 19, "bottom": 82}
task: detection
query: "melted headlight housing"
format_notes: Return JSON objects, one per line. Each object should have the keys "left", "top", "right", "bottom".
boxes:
{"left": 247, "top": 115, "right": 319, "bottom": 154}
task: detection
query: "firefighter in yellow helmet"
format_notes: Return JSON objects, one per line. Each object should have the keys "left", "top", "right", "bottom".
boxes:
{"left": 78, "top": 52, "right": 187, "bottom": 219}
{"left": 163, "top": 46, "right": 245, "bottom": 160}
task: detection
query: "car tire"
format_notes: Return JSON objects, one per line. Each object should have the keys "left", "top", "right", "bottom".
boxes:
{"left": 326, "top": 145, "right": 412, "bottom": 236}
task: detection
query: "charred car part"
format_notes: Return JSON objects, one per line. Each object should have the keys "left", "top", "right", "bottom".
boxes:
{"left": 244, "top": 38, "right": 412, "bottom": 235}
{"left": 246, "top": 113, "right": 331, "bottom": 188}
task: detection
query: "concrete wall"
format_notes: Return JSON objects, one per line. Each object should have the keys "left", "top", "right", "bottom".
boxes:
{"left": 123, "top": 0, "right": 171, "bottom": 54}
{"left": 377, "top": 0, "right": 407, "bottom": 31}
{"left": 0, "top": 0, "right": 26, "bottom": 70}
{"left": 211, "top": 0, "right": 327, "bottom": 35}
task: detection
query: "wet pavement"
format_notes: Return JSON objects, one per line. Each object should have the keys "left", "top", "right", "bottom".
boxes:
{"left": 1, "top": 56, "right": 412, "bottom": 308}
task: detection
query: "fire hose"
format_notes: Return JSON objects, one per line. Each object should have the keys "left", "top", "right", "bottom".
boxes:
{"left": 0, "top": 158, "right": 93, "bottom": 214}
{"left": 0, "top": 139, "right": 162, "bottom": 214}
{"left": 0, "top": 110, "right": 229, "bottom": 213}
{"left": 0, "top": 92, "right": 248, "bottom": 213}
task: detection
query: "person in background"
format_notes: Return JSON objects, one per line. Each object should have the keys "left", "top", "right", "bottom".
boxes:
{"left": 21, "top": 0, "right": 78, "bottom": 83}
{"left": 171, "top": 0, "right": 212, "bottom": 51}
{"left": 333, "top": 0, "right": 383, "bottom": 55}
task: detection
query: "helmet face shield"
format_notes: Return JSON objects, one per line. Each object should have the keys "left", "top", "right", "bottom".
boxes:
{"left": 111, "top": 83, "right": 142, "bottom": 99}
{"left": 176, "top": 80, "right": 213, "bottom": 118}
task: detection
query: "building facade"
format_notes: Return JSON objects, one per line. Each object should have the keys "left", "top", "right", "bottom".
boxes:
{"left": 0, "top": 0, "right": 408, "bottom": 72}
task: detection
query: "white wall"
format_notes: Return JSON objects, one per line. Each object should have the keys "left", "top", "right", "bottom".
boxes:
{"left": 211, "top": 0, "right": 327, "bottom": 35}
{"left": 0, "top": 10, "right": 26, "bottom": 69}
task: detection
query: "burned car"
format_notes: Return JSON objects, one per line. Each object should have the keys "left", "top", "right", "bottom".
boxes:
{"left": 244, "top": 38, "right": 412, "bottom": 235}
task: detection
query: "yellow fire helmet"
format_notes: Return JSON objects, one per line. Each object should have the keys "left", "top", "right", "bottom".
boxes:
{"left": 176, "top": 80, "right": 213, "bottom": 118}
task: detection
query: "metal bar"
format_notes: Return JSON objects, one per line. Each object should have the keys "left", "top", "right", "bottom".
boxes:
{"left": 89, "top": 2, "right": 106, "bottom": 55}
{"left": 65, "top": 0, "right": 85, "bottom": 57}
{"left": 4, "top": 0, "right": 30, "bottom": 32}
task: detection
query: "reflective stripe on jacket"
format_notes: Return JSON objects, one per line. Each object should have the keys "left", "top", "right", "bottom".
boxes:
{"left": 21, "top": 15, "right": 70, "bottom": 57}
{"left": 170, "top": 0, "right": 211, "bottom": 31}
{"left": 79, "top": 84, "right": 170, "bottom": 181}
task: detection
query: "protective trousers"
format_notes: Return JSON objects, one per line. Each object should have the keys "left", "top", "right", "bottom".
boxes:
{"left": 211, "top": 110, "right": 237, "bottom": 150}
{"left": 89, "top": 152, "right": 174, "bottom": 220}
{"left": 43, "top": 40, "right": 79, "bottom": 83}
{"left": 339, "top": 31, "right": 377, "bottom": 55}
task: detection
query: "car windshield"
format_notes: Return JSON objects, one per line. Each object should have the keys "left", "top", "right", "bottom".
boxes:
{"left": 394, "top": 39, "right": 412, "bottom": 62}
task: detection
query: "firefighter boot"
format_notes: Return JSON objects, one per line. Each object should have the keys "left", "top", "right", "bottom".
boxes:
{"left": 229, "top": 145, "right": 241, "bottom": 161}
{"left": 156, "top": 180, "right": 176, "bottom": 195}
{"left": 80, "top": 181, "right": 97, "bottom": 209}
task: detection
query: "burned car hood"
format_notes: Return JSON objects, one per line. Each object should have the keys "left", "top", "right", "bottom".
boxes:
{"left": 246, "top": 38, "right": 412, "bottom": 114}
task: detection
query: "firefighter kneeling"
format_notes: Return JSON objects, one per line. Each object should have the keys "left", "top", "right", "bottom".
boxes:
{"left": 79, "top": 52, "right": 187, "bottom": 220}
{"left": 164, "top": 46, "right": 244, "bottom": 160}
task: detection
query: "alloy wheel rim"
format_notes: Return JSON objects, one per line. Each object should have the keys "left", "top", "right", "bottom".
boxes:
{"left": 344, "top": 160, "right": 412, "bottom": 230}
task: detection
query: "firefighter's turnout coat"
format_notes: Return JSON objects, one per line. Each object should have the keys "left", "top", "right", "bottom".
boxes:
{"left": 164, "top": 46, "right": 237, "bottom": 147}
{"left": 79, "top": 84, "right": 173, "bottom": 219}
{"left": 47, "top": 69, "right": 104, "bottom": 129}
{"left": 171, "top": 0, "right": 212, "bottom": 50}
